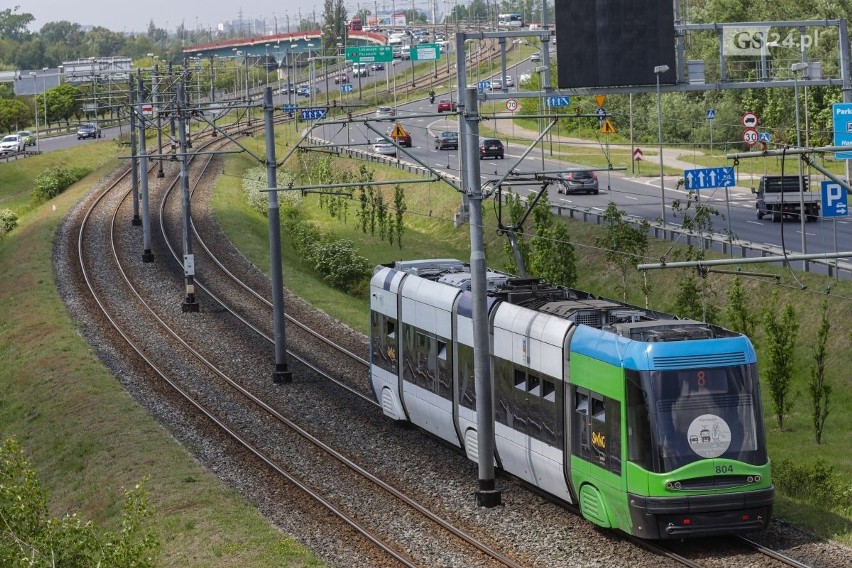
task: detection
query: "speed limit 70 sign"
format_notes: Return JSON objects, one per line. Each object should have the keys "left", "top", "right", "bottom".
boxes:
{"left": 506, "top": 99, "right": 518, "bottom": 112}
{"left": 743, "top": 128, "right": 758, "bottom": 146}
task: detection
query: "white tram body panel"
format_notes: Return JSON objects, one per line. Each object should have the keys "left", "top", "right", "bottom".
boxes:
{"left": 492, "top": 302, "right": 574, "bottom": 502}
{"left": 370, "top": 267, "right": 406, "bottom": 420}
{"left": 399, "top": 275, "right": 462, "bottom": 445}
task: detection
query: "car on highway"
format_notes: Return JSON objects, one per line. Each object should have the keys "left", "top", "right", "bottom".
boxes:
{"left": 436, "top": 100, "right": 457, "bottom": 112}
{"left": 558, "top": 170, "right": 599, "bottom": 194}
{"left": 531, "top": 51, "right": 541, "bottom": 62}
{"left": 296, "top": 85, "right": 320, "bottom": 97}
{"left": 375, "top": 106, "right": 396, "bottom": 120}
{"left": 490, "top": 78, "right": 503, "bottom": 90}
{"left": 370, "top": 62, "right": 385, "bottom": 71}
{"left": 479, "top": 138, "right": 504, "bottom": 159}
{"left": 278, "top": 83, "right": 296, "bottom": 94}
{"left": 0, "top": 134, "right": 25, "bottom": 154}
{"left": 76, "top": 123, "right": 101, "bottom": 140}
{"left": 433, "top": 131, "right": 458, "bottom": 150}
{"left": 334, "top": 73, "right": 349, "bottom": 84}
{"left": 373, "top": 137, "right": 397, "bottom": 156}
{"left": 16, "top": 131, "right": 35, "bottom": 146}
{"left": 503, "top": 75, "right": 514, "bottom": 87}
{"left": 387, "top": 124, "right": 412, "bottom": 147}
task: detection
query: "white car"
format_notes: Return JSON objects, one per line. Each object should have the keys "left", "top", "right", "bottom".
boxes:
{"left": 375, "top": 106, "right": 396, "bottom": 120}
{"left": 531, "top": 52, "right": 541, "bottom": 62}
{"left": 373, "top": 138, "right": 397, "bottom": 156}
{"left": 0, "top": 134, "right": 24, "bottom": 154}
{"left": 503, "top": 75, "right": 514, "bottom": 87}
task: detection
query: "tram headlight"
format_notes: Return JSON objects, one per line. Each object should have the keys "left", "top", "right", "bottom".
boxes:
{"left": 665, "top": 481, "right": 673, "bottom": 489}
{"left": 755, "top": 475, "right": 761, "bottom": 483}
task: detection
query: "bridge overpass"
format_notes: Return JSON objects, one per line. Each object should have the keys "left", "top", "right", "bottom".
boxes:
{"left": 182, "top": 30, "right": 387, "bottom": 67}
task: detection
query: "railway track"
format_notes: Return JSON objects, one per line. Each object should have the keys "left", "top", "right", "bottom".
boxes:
{"left": 59, "top": 70, "right": 851, "bottom": 568}
{"left": 72, "top": 122, "right": 538, "bottom": 567}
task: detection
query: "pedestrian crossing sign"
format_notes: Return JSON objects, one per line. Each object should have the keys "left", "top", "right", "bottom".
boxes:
{"left": 600, "top": 118, "right": 616, "bottom": 134}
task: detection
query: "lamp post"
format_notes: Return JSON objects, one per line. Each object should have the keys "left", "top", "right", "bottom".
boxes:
{"left": 792, "top": 61, "right": 809, "bottom": 268}
{"left": 29, "top": 72, "right": 40, "bottom": 153}
{"left": 654, "top": 64, "right": 669, "bottom": 225}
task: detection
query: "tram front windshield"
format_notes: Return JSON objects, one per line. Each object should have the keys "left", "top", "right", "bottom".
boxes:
{"left": 627, "top": 365, "right": 767, "bottom": 473}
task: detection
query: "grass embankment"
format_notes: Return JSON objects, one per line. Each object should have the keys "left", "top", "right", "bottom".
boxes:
{"left": 0, "top": 140, "right": 322, "bottom": 566}
{"left": 214, "top": 125, "right": 852, "bottom": 545}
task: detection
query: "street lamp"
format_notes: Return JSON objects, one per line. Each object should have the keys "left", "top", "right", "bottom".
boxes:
{"left": 791, "top": 61, "right": 809, "bottom": 267}
{"left": 654, "top": 64, "right": 670, "bottom": 225}
{"left": 29, "top": 72, "right": 40, "bottom": 152}
{"left": 41, "top": 68, "right": 48, "bottom": 132}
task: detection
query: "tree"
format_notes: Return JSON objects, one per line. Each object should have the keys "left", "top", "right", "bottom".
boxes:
{"left": 39, "top": 83, "right": 83, "bottom": 127}
{"left": 528, "top": 190, "right": 578, "bottom": 287}
{"left": 808, "top": 300, "right": 831, "bottom": 444}
{"left": 724, "top": 275, "right": 757, "bottom": 337}
{"left": 0, "top": 98, "right": 31, "bottom": 131}
{"left": 393, "top": 184, "right": 406, "bottom": 248}
{"left": 595, "top": 202, "right": 650, "bottom": 301}
{"left": 500, "top": 191, "right": 531, "bottom": 275}
{"left": 0, "top": 437, "right": 158, "bottom": 567}
{"left": 0, "top": 6, "right": 34, "bottom": 41}
{"left": 762, "top": 291, "right": 799, "bottom": 431}
{"left": 322, "top": 0, "right": 347, "bottom": 56}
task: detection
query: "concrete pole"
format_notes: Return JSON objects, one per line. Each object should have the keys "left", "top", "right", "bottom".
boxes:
{"left": 464, "top": 85, "right": 500, "bottom": 508}
{"left": 455, "top": 31, "right": 469, "bottom": 216}
{"left": 177, "top": 83, "right": 199, "bottom": 312}
{"left": 137, "top": 76, "right": 154, "bottom": 263}
{"left": 263, "top": 87, "right": 292, "bottom": 384}
{"left": 129, "top": 76, "right": 141, "bottom": 226}
{"left": 154, "top": 64, "right": 165, "bottom": 178}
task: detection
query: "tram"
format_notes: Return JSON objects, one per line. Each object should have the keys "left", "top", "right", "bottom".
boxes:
{"left": 369, "top": 259, "right": 774, "bottom": 538}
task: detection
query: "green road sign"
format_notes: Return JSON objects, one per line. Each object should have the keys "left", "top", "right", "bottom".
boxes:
{"left": 411, "top": 44, "right": 441, "bottom": 61}
{"left": 345, "top": 45, "right": 393, "bottom": 63}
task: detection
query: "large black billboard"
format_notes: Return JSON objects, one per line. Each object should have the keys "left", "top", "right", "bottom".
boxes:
{"left": 555, "top": 0, "right": 676, "bottom": 88}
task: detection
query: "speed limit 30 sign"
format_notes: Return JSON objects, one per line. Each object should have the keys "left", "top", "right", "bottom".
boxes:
{"left": 743, "top": 128, "right": 758, "bottom": 146}
{"left": 506, "top": 99, "right": 518, "bottom": 112}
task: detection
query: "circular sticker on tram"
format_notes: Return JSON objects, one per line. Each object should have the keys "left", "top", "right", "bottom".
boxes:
{"left": 687, "top": 414, "right": 731, "bottom": 458}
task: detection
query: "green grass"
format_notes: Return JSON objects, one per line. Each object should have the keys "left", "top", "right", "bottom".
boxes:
{"left": 0, "top": 148, "right": 322, "bottom": 566}
{"left": 213, "top": 142, "right": 852, "bottom": 545}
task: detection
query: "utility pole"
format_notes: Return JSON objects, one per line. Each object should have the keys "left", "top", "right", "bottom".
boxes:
{"left": 263, "top": 86, "right": 292, "bottom": 384}
{"left": 177, "top": 83, "right": 199, "bottom": 312}
{"left": 137, "top": 75, "right": 154, "bottom": 263}
{"left": 462, "top": 84, "right": 501, "bottom": 508}
{"left": 129, "top": 75, "right": 141, "bottom": 226}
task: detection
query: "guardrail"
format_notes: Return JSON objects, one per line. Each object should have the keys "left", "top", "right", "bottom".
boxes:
{"left": 307, "top": 134, "right": 852, "bottom": 279}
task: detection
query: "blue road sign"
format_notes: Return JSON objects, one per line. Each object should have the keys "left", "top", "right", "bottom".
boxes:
{"left": 478, "top": 80, "right": 491, "bottom": 93}
{"left": 341, "top": 83, "right": 353, "bottom": 93}
{"left": 545, "top": 96, "right": 571, "bottom": 107}
{"left": 706, "top": 109, "right": 716, "bottom": 120}
{"left": 683, "top": 166, "right": 736, "bottom": 190}
{"left": 821, "top": 180, "right": 849, "bottom": 217}
{"left": 758, "top": 131, "right": 771, "bottom": 143}
{"left": 595, "top": 107, "right": 607, "bottom": 118}
{"left": 300, "top": 108, "right": 327, "bottom": 120}
{"left": 282, "top": 104, "right": 298, "bottom": 113}
{"left": 832, "top": 103, "right": 852, "bottom": 159}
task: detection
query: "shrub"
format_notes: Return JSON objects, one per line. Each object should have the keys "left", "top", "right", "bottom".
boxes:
{"left": 312, "top": 239, "right": 372, "bottom": 294}
{"left": 0, "top": 209, "right": 18, "bottom": 239}
{"left": 31, "top": 166, "right": 91, "bottom": 204}
{"left": 773, "top": 458, "right": 852, "bottom": 512}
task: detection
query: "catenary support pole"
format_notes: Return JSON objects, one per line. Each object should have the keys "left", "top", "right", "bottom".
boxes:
{"left": 177, "top": 83, "right": 199, "bottom": 312}
{"left": 154, "top": 64, "right": 165, "bottom": 178}
{"left": 129, "top": 76, "right": 141, "bottom": 226}
{"left": 464, "top": 85, "right": 501, "bottom": 508}
{"left": 263, "top": 87, "right": 292, "bottom": 384}
{"left": 455, "top": 32, "right": 470, "bottom": 217}
{"left": 137, "top": 76, "right": 154, "bottom": 263}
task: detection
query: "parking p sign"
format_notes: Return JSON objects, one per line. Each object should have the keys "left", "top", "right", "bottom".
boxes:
{"left": 821, "top": 180, "right": 849, "bottom": 217}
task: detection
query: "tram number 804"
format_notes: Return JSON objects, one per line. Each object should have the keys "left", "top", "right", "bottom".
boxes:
{"left": 716, "top": 465, "right": 735, "bottom": 474}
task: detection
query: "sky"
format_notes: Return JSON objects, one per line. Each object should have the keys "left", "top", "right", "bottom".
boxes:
{"left": 14, "top": 1, "right": 335, "bottom": 34}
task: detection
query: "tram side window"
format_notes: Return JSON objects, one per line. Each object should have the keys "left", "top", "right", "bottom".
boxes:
{"left": 573, "top": 389, "right": 591, "bottom": 461}
{"left": 371, "top": 312, "right": 397, "bottom": 374}
{"left": 606, "top": 398, "right": 622, "bottom": 475}
{"left": 494, "top": 356, "right": 512, "bottom": 427}
{"left": 626, "top": 371, "right": 653, "bottom": 471}
{"left": 436, "top": 339, "right": 452, "bottom": 401}
{"left": 458, "top": 344, "right": 476, "bottom": 410}
{"left": 541, "top": 379, "right": 561, "bottom": 447}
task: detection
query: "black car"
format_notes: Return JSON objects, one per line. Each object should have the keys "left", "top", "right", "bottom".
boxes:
{"left": 434, "top": 131, "right": 458, "bottom": 150}
{"left": 558, "top": 170, "right": 599, "bottom": 194}
{"left": 370, "top": 62, "right": 385, "bottom": 71}
{"left": 77, "top": 123, "right": 101, "bottom": 140}
{"left": 479, "top": 138, "right": 504, "bottom": 159}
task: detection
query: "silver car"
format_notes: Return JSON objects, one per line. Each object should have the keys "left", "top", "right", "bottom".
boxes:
{"left": 0, "top": 134, "right": 24, "bottom": 154}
